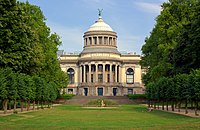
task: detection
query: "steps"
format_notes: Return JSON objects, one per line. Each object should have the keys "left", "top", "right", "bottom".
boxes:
{"left": 63, "top": 96, "right": 146, "bottom": 105}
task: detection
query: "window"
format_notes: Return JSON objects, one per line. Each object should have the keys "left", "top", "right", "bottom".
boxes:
{"left": 109, "top": 37, "right": 112, "bottom": 44}
{"left": 94, "top": 37, "right": 97, "bottom": 45}
{"left": 104, "top": 37, "right": 107, "bottom": 44}
{"left": 98, "top": 74, "right": 103, "bottom": 82}
{"left": 99, "top": 37, "right": 102, "bottom": 44}
{"left": 126, "top": 68, "right": 134, "bottom": 84}
{"left": 67, "top": 68, "right": 75, "bottom": 84}
{"left": 89, "top": 37, "right": 92, "bottom": 45}
{"left": 85, "top": 38, "right": 88, "bottom": 45}
{"left": 91, "top": 74, "right": 94, "bottom": 83}
{"left": 98, "top": 64, "right": 103, "bottom": 72}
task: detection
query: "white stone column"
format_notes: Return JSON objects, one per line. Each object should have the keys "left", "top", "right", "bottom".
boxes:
{"left": 88, "top": 63, "right": 91, "bottom": 82}
{"left": 115, "top": 65, "right": 117, "bottom": 83}
{"left": 84, "top": 64, "right": 86, "bottom": 83}
{"left": 80, "top": 65, "right": 82, "bottom": 83}
{"left": 119, "top": 65, "right": 121, "bottom": 83}
{"left": 95, "top": 64, "right": 98, "bottom": 82}
{"left": 84, "top": 38, "right": 86, "bottom": 46}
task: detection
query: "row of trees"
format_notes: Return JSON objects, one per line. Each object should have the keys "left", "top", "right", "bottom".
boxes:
{"left": 146, "top": 69, "right": 200, "bottom": 115}
{"left": 0, "top": 0, "right": 68, "bottom": 114}
{"left": 141, "top": 0, "right": 200, "bottom": 115}
{"left": 0, "top": 68, "right": 58, "bottom": 114}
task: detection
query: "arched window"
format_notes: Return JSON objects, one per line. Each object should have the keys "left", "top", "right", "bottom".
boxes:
{"left": 126, "top": 68, "right": 134, "bottom": 84}
{"left": 67, "top": 68, "right": 75, "bottom": 84}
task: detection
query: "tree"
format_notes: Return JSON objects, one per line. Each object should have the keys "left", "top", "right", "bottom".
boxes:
{"left": 141, "top": 0, "right": 198, "bottom": 84}
{"left": 173, "top": 1, "right": 200, "bottom": 74}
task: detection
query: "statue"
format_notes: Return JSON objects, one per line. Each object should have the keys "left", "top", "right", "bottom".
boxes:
{"left": 98, "top": 8, "right": 103, "bottom": 17}
{"left": 101, "top": 100, "right": 105, "bottom": 107}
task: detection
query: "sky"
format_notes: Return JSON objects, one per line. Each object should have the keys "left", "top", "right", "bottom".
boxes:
{"left": 18, "top": 0, "right": 167, "bottom": 55}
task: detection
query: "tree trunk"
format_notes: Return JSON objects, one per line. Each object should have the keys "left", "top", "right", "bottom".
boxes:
{"left": 162, "top": 100, "right": 164, "bottom": 110}
{"left": 27, "top": 100, "right": 30, "bottom": 111}
{"left": 148, "top": 100, "right": 150, "bottom": 108}
{"left": 21, "top": 100, "right": 24, "bottom": 112}
{"left": 185, "top": 100, "right": 188, "bottom": 114}
{"left": 14, "top": 99, "right": 17, "bottom": 112}
{"left": 175, "top": 100, "right": 177, "bottom": 108}
{"left": 178, "top": 101, "right": 181, "bottom": 112}
{"left": 37, "top": 101, "right": 40, "bottom": 109}
{"left": 157, "top": 100, "right": 160, "bottom": 110}
{"left": 3, "top": 99, "right": 8, "bottom": 114}
{"left": 33, "top": 100, "right": 35, "bottom": 110}
{"left": 172, "top": 100, "right": 174, "bottom": 111}
{"left": 154, "top": 100, "right": 156, "bottom": 109}
{"left": 166, "top": 100, "right": 168, "bottom": 111}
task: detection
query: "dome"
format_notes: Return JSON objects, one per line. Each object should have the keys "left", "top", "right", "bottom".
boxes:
{"left": 87, "top": 17, "right": 113, "bottom": 32}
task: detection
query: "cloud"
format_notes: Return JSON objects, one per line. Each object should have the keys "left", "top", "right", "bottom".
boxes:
{"left": 134, "top": 2, "right": 162, "bottom": 14}
{"left": 47, "top": 21, "right": 84, "bottom": 53}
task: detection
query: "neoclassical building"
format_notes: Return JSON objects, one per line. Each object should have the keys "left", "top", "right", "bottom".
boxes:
{"left": 60, "top": 14, "right": 144, "bottom": 96}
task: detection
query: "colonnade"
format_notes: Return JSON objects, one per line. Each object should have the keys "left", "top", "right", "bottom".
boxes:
{"left": 84, "top": 36, "right": 116, "bottom": 46}
{"left": 79, "top": 63, "right": 121, "bottom": 84}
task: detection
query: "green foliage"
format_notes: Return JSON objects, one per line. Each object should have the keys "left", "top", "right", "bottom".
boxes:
{"left": 127, "top": 94, "right": 146, "bottom": 99}
{"left": 58, "top": 94, "right": 75, "bottom": 100}
{"left": 141, "top": 0, "right": 200, "bottom": 83}
{"left": 145, "top": 69, "right": 200, "bottom": 114}
{"left": 0, "top": 0, "right": 68, "bottom": 113}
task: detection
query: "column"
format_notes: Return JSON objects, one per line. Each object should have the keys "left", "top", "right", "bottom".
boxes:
{"left": 84, "top": 38, "right": 86, "bottom": 46}
{"left": 84, "top": 65, "right": 86, "bottom": 83}
{"left": 80, "top": 65, "right": 82, "bottom": 83}
{"left": 103, "top": 63, "right": 105, "bottom": 83}
{"left": 88, "top": 64, "right": 91, "bottom": 82}
{"left": 95, "top": 64, "right": 98, "bottom": 82}
{"left": 119, "top": 65, "right": 121, "bottom": 83}
{"left": 115, "top": 65, "right": 118, "bottom": 83}
{"left": 110, "top": 64, "right": 113, "bottom": 83}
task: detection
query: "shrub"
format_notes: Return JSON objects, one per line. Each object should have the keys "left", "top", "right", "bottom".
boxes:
{"left": 128, "top": 94, "right": 146, "bottom": 100}
{"left": 58, "top": 94, "right": 75, "bottom": 100}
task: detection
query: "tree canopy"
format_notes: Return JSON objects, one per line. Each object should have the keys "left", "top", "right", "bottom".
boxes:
{"left": 0, "top": 0, "right": 68, "bottom": 113}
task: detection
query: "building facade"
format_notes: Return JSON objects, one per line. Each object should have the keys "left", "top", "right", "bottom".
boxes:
{"left": 60, "top": 14, "right": 144, "bottom": 96}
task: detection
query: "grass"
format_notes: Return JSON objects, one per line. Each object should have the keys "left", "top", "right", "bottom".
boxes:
{"left": 0, "top": 104, "right": 200, "bottom": 130}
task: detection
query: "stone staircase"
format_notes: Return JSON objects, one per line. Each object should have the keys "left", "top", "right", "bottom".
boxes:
{"left": 62, "top": 96, "right": 146, "bottom": 105}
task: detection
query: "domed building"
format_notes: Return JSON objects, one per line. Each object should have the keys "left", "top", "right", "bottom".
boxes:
{"left": 60, "top": 13, "right": 144, "bottom": 96}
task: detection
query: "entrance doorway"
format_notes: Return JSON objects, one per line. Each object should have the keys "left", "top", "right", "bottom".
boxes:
{"left": 113, "top": 88, "right": 117, "bottom": 96}
{"left": 84, "top": 88, "right": 88, "bottom": 96}
{"left": 128, "top": 88, "right": 133, "bottom": 94}
{"left": 98, "top": 88, "right": 103, "bottom": 96}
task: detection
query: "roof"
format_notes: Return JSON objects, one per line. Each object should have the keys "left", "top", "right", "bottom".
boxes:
{"left": 87, "top": 17, "right": 113, "bottom": 32}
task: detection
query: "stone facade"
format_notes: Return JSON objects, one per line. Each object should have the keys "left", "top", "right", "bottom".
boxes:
{"left": 60, "top": 15, "right": 144, "bottom": 96}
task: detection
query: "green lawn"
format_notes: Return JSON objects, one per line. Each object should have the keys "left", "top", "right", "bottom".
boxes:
{"left": 0, "top": 105, "right": 200, "bottom": 130}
